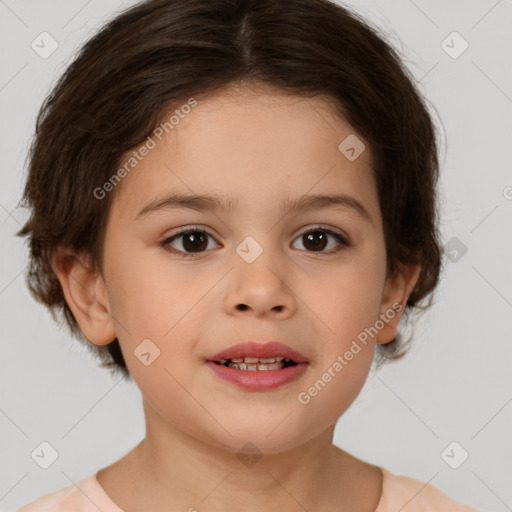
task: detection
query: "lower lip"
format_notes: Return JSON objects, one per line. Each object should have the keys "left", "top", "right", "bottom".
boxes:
{"left": 205, "top": 361, "right": 309, "bottom": 391}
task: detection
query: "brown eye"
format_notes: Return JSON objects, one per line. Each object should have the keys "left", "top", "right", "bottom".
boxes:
{"left": 181, "top": 231, "right": 209, "bottom": 252}
{"left": 302, "top": 231, "right": 328, "bottom": 251}
{"left": 292, "top": 227, "right": 349, "bottom": 253}
{"left": 161, "top": 228, "right": 219, "bottom": 257}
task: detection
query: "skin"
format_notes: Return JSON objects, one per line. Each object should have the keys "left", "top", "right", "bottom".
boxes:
{"left": 52, "top": 82, "right": 420, "bottom": 512}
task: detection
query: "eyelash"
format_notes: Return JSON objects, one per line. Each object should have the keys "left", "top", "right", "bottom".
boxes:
{"left": 160, "top": 225, "right": 351, "bottom": 259}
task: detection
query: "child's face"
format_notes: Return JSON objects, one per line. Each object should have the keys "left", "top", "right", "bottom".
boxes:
{"left": 78, "top": 85, "right": 415, "bottom": 453}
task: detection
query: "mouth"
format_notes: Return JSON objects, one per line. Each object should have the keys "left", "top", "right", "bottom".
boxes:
{"left": 209, "top": 356, "right": 299, "bottom": 371}
{"left": 206, "top": 341, "right": 309, "bottom": 371}
{"left": 205, "top": 342, "right": 309, "bottom": 390}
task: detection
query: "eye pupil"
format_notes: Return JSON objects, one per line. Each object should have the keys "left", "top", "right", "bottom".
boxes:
{"left": 303, "top": 231, "right": 327, "bottom": 251}
{"left": 183, "top": 232, "right": 208, "bottom": 252}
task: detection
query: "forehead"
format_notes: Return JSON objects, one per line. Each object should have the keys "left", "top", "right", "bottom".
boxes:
{"left": 109, "top": 85, "right": 379, "bottom": 224}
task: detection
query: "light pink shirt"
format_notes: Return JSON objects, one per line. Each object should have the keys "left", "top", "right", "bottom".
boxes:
{"left": 17, "top": 466, "right": 481, "bottom": 511}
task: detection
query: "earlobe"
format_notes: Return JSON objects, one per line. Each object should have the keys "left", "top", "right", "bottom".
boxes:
{"left": 51, "top": 248, "right": 116, "bottom": 346}
{"left": 376, "top": 262, "right": 422, "bottom": 345}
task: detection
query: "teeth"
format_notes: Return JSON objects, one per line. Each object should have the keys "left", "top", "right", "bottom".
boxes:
{"left": 258, "top": 363, "right": 283, "bottom": 370}
{"left": 214, "top": 355, "right": 298, "bottom": 370}
{"left": 229, "top": 361, "right": 284, "bottom": 371}
{"left": 221, "top": 356, "right": 290, "bottom": 364}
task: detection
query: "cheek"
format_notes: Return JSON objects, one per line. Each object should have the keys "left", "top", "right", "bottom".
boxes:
{"left": 290, "top": 306, "right": 377, "bottom": 435}
{"left": 105, "top": 250, "right": 211, "bottom": 380}
{"left": 298, "top": 349, "right": 373, "bottom": 432}
{"left": 105, "top": 248, "right": 193, "bottom": 334}
{"left": 300, "top": 246, "right": 385, "bottom": 408}
{"left": 307, "top": 254, "right": 385, "bottom": 339}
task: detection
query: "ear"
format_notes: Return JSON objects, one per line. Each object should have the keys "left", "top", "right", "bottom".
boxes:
{"left": 51, "top": 248, "right": 116, "bottom": 346}
{"left": 376, "top": 262, "right": 422, "bottom": 345}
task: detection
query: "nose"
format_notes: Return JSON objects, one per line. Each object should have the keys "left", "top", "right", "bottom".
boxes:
{"left": 224, "top": 253, "right": 297, "bottom": 319}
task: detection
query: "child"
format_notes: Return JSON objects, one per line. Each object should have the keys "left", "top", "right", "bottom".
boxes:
{"left": 16, "top": 0, "right": 480, "bottom": 510}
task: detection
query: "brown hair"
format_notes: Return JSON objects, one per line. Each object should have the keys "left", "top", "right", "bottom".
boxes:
{"left": 16, "top": 0, "right": 443, "bottom": 380}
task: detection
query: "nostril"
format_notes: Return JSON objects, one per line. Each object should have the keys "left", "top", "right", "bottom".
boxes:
{"left": 235, "top": 304, "right": 284, "bottom": 312}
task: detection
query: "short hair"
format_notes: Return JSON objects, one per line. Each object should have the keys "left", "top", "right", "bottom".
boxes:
{"left": 16, "top": 0, "right": 443, "bottom": 381}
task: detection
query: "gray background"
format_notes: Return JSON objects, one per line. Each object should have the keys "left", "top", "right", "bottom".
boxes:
{"left": 1, "top": 0, "right": 511, "bottom": 510}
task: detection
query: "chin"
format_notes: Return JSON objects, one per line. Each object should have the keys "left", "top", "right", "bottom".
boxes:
{"left": 205, "top": 422, "right": 313, "bottom": 456}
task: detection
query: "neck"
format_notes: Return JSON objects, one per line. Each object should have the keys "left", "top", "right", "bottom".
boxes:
{"left": 99, "top": 397, "right": 380, "bottom": 512}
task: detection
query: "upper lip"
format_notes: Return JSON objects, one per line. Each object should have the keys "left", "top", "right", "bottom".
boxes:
{"left": 207, "top": 341, "right": 309, "bottom": 364}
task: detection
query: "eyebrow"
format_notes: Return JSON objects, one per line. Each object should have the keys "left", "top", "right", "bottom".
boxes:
{"left": 136, "top": 192, "right": 372, "bottom": 223}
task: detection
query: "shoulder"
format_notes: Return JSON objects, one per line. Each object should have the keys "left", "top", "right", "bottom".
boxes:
{"left": 376, "top": 467, "right": 481, "bottom": 512}
{"left": 16, "top": 473, "right": 116, "bottom": 512}
{"left": 16, "top": 482, "right": 79, "bottom": 512}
